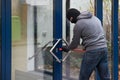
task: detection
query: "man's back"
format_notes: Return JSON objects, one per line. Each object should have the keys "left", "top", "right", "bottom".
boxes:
{"left": 74, "top": 12, "right": 107, "bottom": 51}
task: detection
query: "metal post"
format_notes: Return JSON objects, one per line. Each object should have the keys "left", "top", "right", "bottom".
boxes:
{"left": 33, "top": 6, "right": 38, "bottom": 70}
{"left": 5, "top": 0, "right": 11, "bottom": 79}
{"left": 53, "top": 0, "right": 62, "bottom": 80}
{"left": 2, "top": 0, "right": 11, "bottom": 79}
{"left": 111, "top": 0, "right": 119, "bottom": 80}
{"left": 1, "top": 0, "right": 6, "bottom": 79}
{"left": 95, "top": 0, "right": 103, "bottom": 22}
{"left": 65, "top": 0, "right": 71, "bottom": 79}
{"left": 95, "top": 0, "right": 103, "bottom": 80}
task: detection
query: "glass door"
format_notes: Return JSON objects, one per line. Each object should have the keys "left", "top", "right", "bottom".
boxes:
{"left": 12, "top": 0, "right": 54, "bottom": 80}
{"left": 62, "top": 0, "right": 96, "bottom": 80}
{"left": 62, "top": 0, "right": 113, "bottom": 80}
{"left": 11, "top": 0, "right": 118, "bottom": 80}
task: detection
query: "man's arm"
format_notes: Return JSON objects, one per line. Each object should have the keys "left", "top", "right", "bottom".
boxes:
{"left": 68, "top": 26, "right": 81, "bottom": 50}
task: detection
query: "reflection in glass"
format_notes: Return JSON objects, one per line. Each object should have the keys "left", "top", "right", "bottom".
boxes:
{"left": 35, "top": 1, "right": 53, "bottom": 72}
{"left": 12, "top": 0, "right": 53, "bottom": 80}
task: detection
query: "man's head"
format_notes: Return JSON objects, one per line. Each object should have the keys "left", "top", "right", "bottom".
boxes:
{"left": 66, "top": 8, "right": 80, "bottom": 23}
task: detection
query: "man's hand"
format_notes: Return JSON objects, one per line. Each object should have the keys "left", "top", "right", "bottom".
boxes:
{"left": 62, "top": 46, "right": 70, "bottom": 52}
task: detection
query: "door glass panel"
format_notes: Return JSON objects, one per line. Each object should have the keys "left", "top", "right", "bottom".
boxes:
{"left": 62, "top": 0, "right": 112, "bottom": 80}
{"left": 12, "top": 0, "right": 53, "bottom": 80}
{"left": 103, "top": 0, "right": 112, "bottom": 79}
{"left": 62, "top": 0, "right": 95, "bottom": 80}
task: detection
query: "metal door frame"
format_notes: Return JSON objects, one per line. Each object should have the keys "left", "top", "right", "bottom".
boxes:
{"left": 111, "top": 0, "right": 119, "bottom": 80}
{"left": 53, "top": 0, "right": 62, "bottom": 80}
{"left": 95, "top": 0, "right": 119, "bottom": 80}
{"left": 1, "top": 0, "right": 119, "bottom": 80}
{"left": 1, "top": 0, "right": 11, "bottom": 80}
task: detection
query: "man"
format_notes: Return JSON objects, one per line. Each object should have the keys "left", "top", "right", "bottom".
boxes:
{"left": 62, "top": 8, "right": 110, "bottom": 80}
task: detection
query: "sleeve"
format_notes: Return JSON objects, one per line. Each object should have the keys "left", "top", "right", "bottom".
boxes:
{"left": 68, "top": 25, "right": 81, "bottom": 50}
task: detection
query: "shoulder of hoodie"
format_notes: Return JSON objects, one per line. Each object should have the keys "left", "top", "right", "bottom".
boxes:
{"left": 76, "top": 11, "right": 93, "bottom": 22}
{"left": 73, "top": 20, "right": 86, "bottom": 32}
{"left": 74, "top": 18, "right": 87, "bottom": 29}
{"left": 74, "top": 11, "right": 94, "bottom": 30}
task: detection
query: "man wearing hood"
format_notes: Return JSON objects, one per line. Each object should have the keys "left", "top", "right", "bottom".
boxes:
{"left": 62, "top": 8, "right": 110, "bottom": 80}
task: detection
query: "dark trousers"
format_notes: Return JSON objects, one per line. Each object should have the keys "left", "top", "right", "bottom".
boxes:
{"left": 79, "top": 47, "right": 110, "bottom": 80}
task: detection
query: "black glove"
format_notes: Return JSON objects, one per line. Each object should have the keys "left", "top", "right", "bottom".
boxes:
{"left": 62, "top": 46, "right": 70, "bottom": 52}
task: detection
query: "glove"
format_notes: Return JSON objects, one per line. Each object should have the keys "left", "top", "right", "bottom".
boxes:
{"left": 62, "top": 46, "right": 70, "bottom": 52}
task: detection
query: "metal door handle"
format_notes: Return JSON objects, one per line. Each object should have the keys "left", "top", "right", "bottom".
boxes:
{"left": 62, "top": 51, "right": 71, "bottom": 62}
{"left": 29, "top": 39, "right": 71, "bottom": 62}
{"left": 50, "top": 39, "right": 61, "bottom": 63}
{"left": 49, "top": 39, "right": 72, "bottom": 63}
{"left": 50, "top": 39, "right": 71, "bottom": 63}
{"left": 61, "top": 39, "right": 71, "bottom": 62}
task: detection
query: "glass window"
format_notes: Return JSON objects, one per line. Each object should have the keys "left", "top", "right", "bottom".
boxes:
{"left": 103, "top": 0, "right": 112, "bottom": 79}
{"left": 12, "top": 0, "right": 53, "bottom": 80}
{"left": 11, "top": 0, "right": 115, "bottom": 80}
{"left": 62, "top": 0, "right": 113, "bottom": 80}
{"left": 62, "top": 0, "right": 95, "bottom": 80}
{"left": 103, "top": 0, "right": 113, "bottom": 79}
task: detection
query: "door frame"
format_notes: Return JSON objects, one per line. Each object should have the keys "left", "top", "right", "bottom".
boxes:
{"left": 95, "top": 0, "right": 119, "bottom": 80}
{"left": 111, "top": 0, "right": 119, "bottom": 80}
{"left": 53, "top": 0, "right": 62, "bottom": 80}
{"left": 1, "top": 0, "right": 11, "bottom": 80}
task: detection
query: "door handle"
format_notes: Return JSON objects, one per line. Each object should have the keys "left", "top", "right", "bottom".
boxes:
{"left": 61, "top": 39, "right": 71, "bottom": 62}
{"left": 28, "top": 39, "right": 70, "bottom": 62}
{"left": 49, "top": 39, "right": 72, "bottom": 63}
{"left": 50, "top": 39, "right": 62, "bottom": 63}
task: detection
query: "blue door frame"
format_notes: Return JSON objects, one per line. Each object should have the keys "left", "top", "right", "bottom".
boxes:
{"left": 53, "top": 0, "right": 62, "bottom": 80}
{"left": 1, "top": 0, "right": 119, "bottom": 80}
{"left": 95, "top": 1, "right": 103, "bottom": 80}
{"left": 112, "top": 0, "right": 119, "bottom": 80}
{"left": 1, "top": 0, "right": 11, "bottom": 80}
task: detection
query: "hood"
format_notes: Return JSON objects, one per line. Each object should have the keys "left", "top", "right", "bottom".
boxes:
{"left": 77, "top": 11, "right": 92, "bottom": 20}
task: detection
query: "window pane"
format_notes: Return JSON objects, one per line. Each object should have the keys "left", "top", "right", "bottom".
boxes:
{"left": 12, "top": 0, "right": 53, "bottom": 80}
{"left": 62, "top": 0, "right": 95, "bottom": 80}
{"left": 103, "top": 0, "right": 112, "bottom": 79}
{"left": 62, "top": 0, "right": 113, "bottom": 80}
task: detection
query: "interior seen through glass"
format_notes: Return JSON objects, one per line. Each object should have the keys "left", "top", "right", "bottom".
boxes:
{"left": 11, "top": 0, "right": 119, "bottom": 80}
